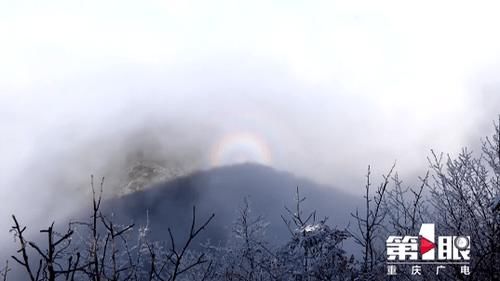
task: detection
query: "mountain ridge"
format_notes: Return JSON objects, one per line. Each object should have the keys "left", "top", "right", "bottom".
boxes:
{"left": 103, "top": 163, "right": 359, "bottom": 245}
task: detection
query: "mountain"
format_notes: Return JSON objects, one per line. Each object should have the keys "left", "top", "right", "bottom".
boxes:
{"left": 118, "top": 160, "right": 190, "bottom": 195}
{"left": 102, "top": 163, "right": 360, "bottom": 246}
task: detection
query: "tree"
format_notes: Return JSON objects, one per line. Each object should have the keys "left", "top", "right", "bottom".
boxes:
{"left": 277, "top": 187, "right": 355, "bottom": 281}
{"left": 200, "top": 197, "right": 275, "bottom": 281}
{"left": 9, "top": 176, "right": 214, "bottom": 281}
{"left": 349, "top": 164, "right": 394, "bottom": 279}
{"left": 425, "top": 118, "right": 500, "bottom": 281}
{"left": 0, "top": 261, "right": 9, "bottom": 281}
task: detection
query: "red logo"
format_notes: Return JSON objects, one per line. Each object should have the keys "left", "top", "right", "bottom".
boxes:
{"left": 420, "top": 236, "right": 435, "bottom": 255}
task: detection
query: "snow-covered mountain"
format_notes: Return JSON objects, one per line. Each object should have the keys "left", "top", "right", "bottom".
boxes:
{"left": 119, "top": 161, "right": 190, "bottom": 195}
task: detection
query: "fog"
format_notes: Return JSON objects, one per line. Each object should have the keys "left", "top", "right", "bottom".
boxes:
{"left": 1, "top": 0, "right": 500, "bottom": 252}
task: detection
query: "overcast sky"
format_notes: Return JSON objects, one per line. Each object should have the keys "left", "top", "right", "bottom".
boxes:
{"left": 1, "top": 0, "right": 500, "bottom": 245}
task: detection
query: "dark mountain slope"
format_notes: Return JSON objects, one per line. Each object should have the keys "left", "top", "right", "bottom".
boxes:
{"left": 102, "top": 163, "right": 360, "bottom": 245}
